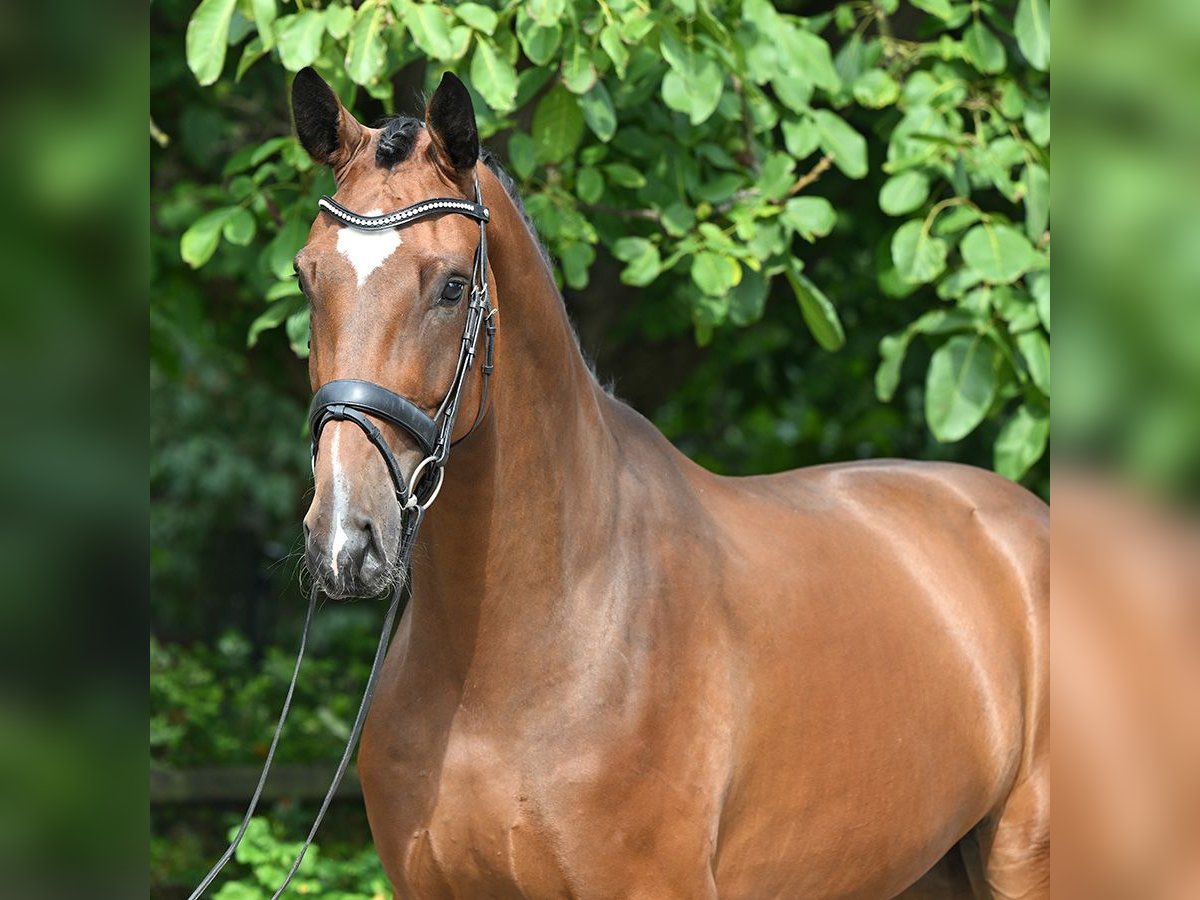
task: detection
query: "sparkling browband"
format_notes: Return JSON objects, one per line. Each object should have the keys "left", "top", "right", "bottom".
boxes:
{"left": 318, "top": 195, "right": 489, "bottom": 231}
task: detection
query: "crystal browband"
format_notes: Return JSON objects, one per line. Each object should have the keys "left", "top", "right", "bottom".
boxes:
{"left": 317, "top": 195, "right": 489, "bottom": 231}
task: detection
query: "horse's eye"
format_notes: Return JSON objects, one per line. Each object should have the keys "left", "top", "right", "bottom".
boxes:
{"left": 438, "top": 280, "right": 466, "bottom": 306}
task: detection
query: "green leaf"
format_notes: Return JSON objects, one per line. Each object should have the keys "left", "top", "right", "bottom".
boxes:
{"left": 785, "top": 261, "right": 845, "bottom": 350}
{"left": 180, "top": 207, "right": 237, "bottom": 268}
{"left": 405, "top": 2, "right": 454, "bottom": 59}
{"left": 994, "top": 404, "right": 1049, "bottom": 480}
{"left": 879, "top": 171, "right": 930, "bottom": 216}
{"left": 782, "top": 26, "right": 841, "bottom": 93}
{"left": 222, "top": 207, "right": 256, "bottom": 245}
{"left": 660, "top": 202, "right": 696, "bottom": 237}
{"left": 1028, "top": 271, "right": 1050, "bottom": 332}
{"left": 599, "top": 23, "right": 628, "bottom": 77}
{"left": 757, "top": 153, "right": 796, "bottom": 201}
{"left": 247, "top": 294, "right": 306, "bottom": 347}
{"left": 694, "top": 173, "right": 744, "bottom": 204}
{"left": 562, "top": 38, "right": 598, "bottom": 94}
{"left": 560, "top": 240, "right": 595, "bottom": 290}
{"left": 661, "top": 44, "right": 724, "bottom": 125}
{"left": 235, "top": 36, "right": 268, "bottom": 81}
{"left": 771, "top": 71, "right": 814, "bottom": 113}
{"left": 516, "top": 13, "right": 562, "bottom": 66}
{"left": 891, "top": 219, "right": 948, "bottom": 284}
{"left": 1015, "top": 0, "right": 1050, "bottom": 71}
{"left": 875, "top": 309, "right": 976, "bottom": 401}
{"left": 286, "top": 308, "right": 311, "bottom": 357}
{"left": 852, "top": 70, "right": 900, "bottom": 108}
{"left": 992, "top": 285, "right": 1039, "bottom": 333}
{"left": 691, "top": 252, "right": 741, "bottom": 297}
{"left": 265, "top": 279, "right": 302, "bottom": 302}
{"left": 963, "top": 22, "right": 1006, "bottom": 74}
{"left": 276, "top": 10, "right": 327, "bottom": 71}
{"left": 612, "top": 236, "right": 651, "bottom": 261}
{"left": 729, "top": 269, "right": 770, "bottom": 325}
{"left": 613, "top": 237, "right": 662, "bottom": 286}
{"left": 516, "top": 66, "right": 554, "bottom": 107}
{"left": 782, "top": 118, "right": 820, "bottom": 158}
{"left": 603, "top": 163, "right": 645, "bottom": 189}
{"left": 251, "top": 0, "right": 278, "bottom": 49}
{"left": 960, "top": 223, "right": 1040, "bottom": 284}
{"left": 345, "top": 1, "right": 387, "bottom": 86}
{"left": 1023, "top": 163, "right": 1049, "bottom": 242}
{"left": 933, "top": 205, "right": 981, "bottom": 236}
{"left": 998, "top": 80, "right": 1025, "bottom": 119}
{"left": 811, "top": 109, "right": 868, "bottom": 179}
{"left": 1017, "top": 330, "right": 1050, "bottom": 394}
{"left": 1024, "top": 97, "right": 1050, "bottom": 146}
{"left": 266, "top": 216, "right": 311, "bottom": 280}
{"left": 576, "top": 167, "right": 604, "bottom": 204}
{"left": 876, "top": 331, "right": 913, "bottom": 402}
{"left": 507, "top": 132, "right": 536, "bottom": 179}
{"left": 781, "top": 196, "right": 836, "bottom": 240}
{"left": 579, "top": 82, "right": 617, "bottom": 142}
{"left": 531, "top": 84, "right": 584, "bottom": 164}
{"left": 925, "top": 334, "right": 998, "bottom": 442}
{"left": 470, "top": 38, "right": 518, "bottom": 112}
{"left": 454, "top": 2, "right": 498, "bottom": 34}
{"left": 910, "top": 0, "right": 955, "bottom": 19}
{"left": 936, "top": 266, "right": 985, "bottom": 299}
{"left": 324, "top": 4, "right": 354, "bottom": 39}
{"left": 186, "top": 0, "right": 238, "bottom": 86}
{"left": 526, "top": 0, "right": 566, "bottom": 27}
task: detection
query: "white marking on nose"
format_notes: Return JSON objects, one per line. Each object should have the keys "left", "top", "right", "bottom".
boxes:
{"left": 330, "top": 428, "right": 349, "bottom": 577}
{"left": 336, "top": 211, "right": 401, "bottom": 287}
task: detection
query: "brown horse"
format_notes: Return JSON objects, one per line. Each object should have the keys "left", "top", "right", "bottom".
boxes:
{"left": 291, "top": 68, "right": 1048, "bottom": 899}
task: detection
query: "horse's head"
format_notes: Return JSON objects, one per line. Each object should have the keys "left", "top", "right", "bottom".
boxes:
{"left": 291, "top": 68, "right": 487, "bottom": 598}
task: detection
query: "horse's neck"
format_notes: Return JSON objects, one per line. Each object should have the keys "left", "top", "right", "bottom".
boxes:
{"left": 410, "top": 168, "right": 616, "bottom": 668}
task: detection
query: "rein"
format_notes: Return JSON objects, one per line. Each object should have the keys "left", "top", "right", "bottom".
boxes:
{"left": 189, "top": 177, "right": 494, "bottom": 899}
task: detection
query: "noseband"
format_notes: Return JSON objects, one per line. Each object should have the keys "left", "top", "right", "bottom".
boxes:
{"left": 308, "top": 177, "right": 496, "bottom": 538}
{"left": 189, "top": 177, "right": 496, "bottom": 900}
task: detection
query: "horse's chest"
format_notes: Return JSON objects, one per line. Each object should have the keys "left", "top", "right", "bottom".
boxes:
{"left": 367, "top": 724, "right": 571, "bottom": 896}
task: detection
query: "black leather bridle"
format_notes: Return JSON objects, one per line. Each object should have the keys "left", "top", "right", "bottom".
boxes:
{"left": 309, "top": 178, "right": 496, "bottom": 527}
{"left": 190, "top": 178, "right": 495, "bottom": 900}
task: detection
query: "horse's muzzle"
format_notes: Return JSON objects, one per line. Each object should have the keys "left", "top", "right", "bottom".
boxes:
{"left": 303, "top": 516, "right": 392, "bottom": 599}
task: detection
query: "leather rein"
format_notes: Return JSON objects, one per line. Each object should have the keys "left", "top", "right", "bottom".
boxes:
{"left": 189, "top": 178, "right": 495, "bottom": 899}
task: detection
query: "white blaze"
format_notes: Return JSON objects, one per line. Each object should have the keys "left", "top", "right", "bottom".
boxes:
{"left": 336, "top": 211, "right": 401, "bottom": 286}
{"left": 329, "top": 427, "right": 349, "bottom": 576}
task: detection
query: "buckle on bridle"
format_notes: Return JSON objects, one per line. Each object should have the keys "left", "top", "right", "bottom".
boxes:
{"left": 404, "top": 455, "right": 446, "bottom": 511}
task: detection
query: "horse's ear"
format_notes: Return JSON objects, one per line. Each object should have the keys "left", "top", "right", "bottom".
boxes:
{"left": 291, "top": 67, "right": 364, "bottom": 167}
{"left": 425, "top": 72, "right": 479, "bottom": 172}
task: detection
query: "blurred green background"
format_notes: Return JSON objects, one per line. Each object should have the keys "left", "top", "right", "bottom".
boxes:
{"left": 150, "top": 0, "right": 1050, "bottom": 894}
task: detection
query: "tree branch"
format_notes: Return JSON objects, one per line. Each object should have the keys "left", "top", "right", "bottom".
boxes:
{"left": 787, "top": 154, "right": 834, "bottom": 195}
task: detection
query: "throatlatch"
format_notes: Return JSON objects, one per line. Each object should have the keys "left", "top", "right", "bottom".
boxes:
{"left": 189, "top": 177, "right": 495, "bottom": 900}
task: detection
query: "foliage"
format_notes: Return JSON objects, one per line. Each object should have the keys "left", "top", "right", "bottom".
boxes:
{"left": 175, "top": 0, "right": 1050, "bottom": 479}
{"left": 207, "top": 817, "right": 390, "bottom": 899}
{"left": 151, "top": 623, "right": 381, "bottom": 766}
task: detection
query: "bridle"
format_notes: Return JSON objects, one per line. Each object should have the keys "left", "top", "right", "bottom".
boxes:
{"left": 309, "top": 177, "right": 495, "bottom": 531}
{"left": 190, "top": 176, "right": 495, "bottom": 900}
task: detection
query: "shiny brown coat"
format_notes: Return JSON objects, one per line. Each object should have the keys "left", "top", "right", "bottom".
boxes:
{"left": 292, "top": 70, "right": 1049, "bottom": 899}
